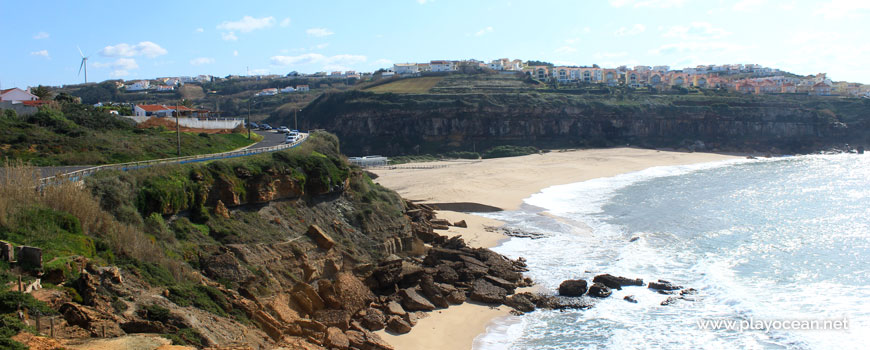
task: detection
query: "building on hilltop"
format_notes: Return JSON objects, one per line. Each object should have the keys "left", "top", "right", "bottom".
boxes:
{"left": 0, "top": 88, "right": 39, "bottom": 102}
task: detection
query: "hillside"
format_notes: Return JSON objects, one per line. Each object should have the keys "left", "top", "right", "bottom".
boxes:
{"left": 0, "top": 131, "right": 534, "bottom": 349}
{"left": 0, "top": 102, "right": 258, "bottom": 166}
{"left": 270, "top": 73, "right": 870, "bottom": 156}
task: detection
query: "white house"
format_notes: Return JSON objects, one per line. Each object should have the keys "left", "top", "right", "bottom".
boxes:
{"left": 255, "top": 88, "right": 278, "bottom": 96}
{"left": 156, "top": 85, "right": 175, "bottom": 92}
{"left": 126, "top": 81, "right": 151, "bottom": 91}
{"left": 134, "top": 104, "right": 173, "bottom": 117}
{"left": 296, "top": 85, "right": 310, "bottom": 92}
{"left": 0, "top": 88, "right": 38, "bottom": 102}
{"left": 165, "top": 78, "right": 181, "bottom": 86}
{"left": 280, "top": 86, "right": 296, "bottom": 93}
{"left": 394, "top": 63, "right": 419, "bottom": 75}
{"left": 429, "top": 60, "right": 455, "bottom": 72}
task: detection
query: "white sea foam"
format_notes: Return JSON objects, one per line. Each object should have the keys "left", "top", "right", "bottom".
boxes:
{"left": 476, "top": 155, "right": 870, "bottom": 350}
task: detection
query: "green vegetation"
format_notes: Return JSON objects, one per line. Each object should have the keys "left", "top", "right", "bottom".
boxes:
{"left": 482, "top": 145, "right": 540, "bottom": 159}
{"left": 388, "top": 151, "right": 480, "bottom": 165}
{"left": 0, "top": 103, "right": 257, "bottom": 166}
{"left": 0, "top": 291, "right": 55, "bottom": 348}
{"left": 365, "top": 76, "right": 445, "bottom": 94}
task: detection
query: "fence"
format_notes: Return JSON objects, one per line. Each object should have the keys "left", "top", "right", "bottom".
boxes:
{"left": 367, "top": 159, "right": 483, "bottom": 170}
{"left": 39, "top": 133, "right": 309, "bottom": 185}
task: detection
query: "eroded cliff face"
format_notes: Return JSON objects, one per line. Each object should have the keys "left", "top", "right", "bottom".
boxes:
{"left": 296, "top": 91, "right": 867, "bottom": 155}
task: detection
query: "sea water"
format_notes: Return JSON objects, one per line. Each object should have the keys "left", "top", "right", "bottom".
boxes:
{"left": 474, "top": 154, "right": 870, "bottom": 350}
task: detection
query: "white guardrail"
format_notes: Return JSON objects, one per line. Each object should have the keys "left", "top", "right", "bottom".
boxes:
{"left": 39, "top": 133, "right": 309, "bottom": 185}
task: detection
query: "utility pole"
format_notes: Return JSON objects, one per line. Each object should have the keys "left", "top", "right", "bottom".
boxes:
{"left": 294, "top": 108, "right": 299, "bottom": 130}
{"left": 247, "top": 98, "right": 252, "bottom": 140}
{"left": 175, "top": 101, "right": 181, "bottom": 156}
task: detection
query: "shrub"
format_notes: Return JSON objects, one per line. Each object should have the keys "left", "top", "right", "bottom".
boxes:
{"left": 482, "top": 145, "right": 539, "bottom": 159}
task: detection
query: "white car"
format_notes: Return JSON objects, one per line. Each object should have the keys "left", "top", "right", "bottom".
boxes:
{"left": 285, "top": 134, "right": 299, "bottom": 143}
{"left": 278, "top": 126, "right": 291, "bottom": 133}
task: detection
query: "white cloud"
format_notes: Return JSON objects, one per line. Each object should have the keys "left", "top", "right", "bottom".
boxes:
{"left": 280, "top": 18, "right": 291, "bottom": 27}
{"left": 233, "top": 50, "right": 239, "bottom": 56}
{"left": 648, "top": 42, "right": 749, "bottom": 56}
{"left": 733, "top": 0, "right": 765, "bottom": 11}
{"left": 221, "top": 32, "right": 238, "bottom": 41}
{"left": 250, "top": 68, "right": 270, "bottom": 75}
{"left": 815, "top": 0, "right": 870, "bottom": 19}
{"left": 270, "top": 53, "right": 367, "bottom": 69}
{"left": 555, "top": 46, "right": 578, "bottom": 54}
{"left": 30, "top": 50, "right": 50, "bottom": 58}
{"left": 662, "top": 22, "right": 729, "bottom": 39}
{"left": 195, "top": 28, "right": 204, "bottom": 33}
{"left": 110, "top": 70, "right": 130, "bottom": 78}
{"left": 306, "top": 28, "right": 334, "bottom": 37}
{"left": 190, "top": 57, "right": 215, "bottom": 65}
{"left": 100, "top": 42, "right": 167, "bottom": 58}
{"left": 217, "top": 16, "right": 275, "bottom": 33}
{"left": 615, "top": 24, "right": 646, "bottom": 36}
{"left": 475, "top": 26, "right": 494, "bottom": 36}
{"left": 95, "top": 58, "right": 139, "bottom": 70}
{"left": 610, "top": 0, "right": 689, "bottom": 8}
{"left": 33, "top": 32, "right": 49, "bottom": 40}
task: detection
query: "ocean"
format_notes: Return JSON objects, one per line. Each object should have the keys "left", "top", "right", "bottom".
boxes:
{"left": 474, "top": 154, "right": 870, "bottom": 350}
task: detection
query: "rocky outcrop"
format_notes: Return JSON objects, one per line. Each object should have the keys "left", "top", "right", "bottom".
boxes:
{"left": 592, "top": 274, "right": 643, "bottom": 290}
{"left": 558, "top": 279, "right": 588, "bottom": 297}
{"left": 588, "top": 283, "right": 612, "bottom": 298}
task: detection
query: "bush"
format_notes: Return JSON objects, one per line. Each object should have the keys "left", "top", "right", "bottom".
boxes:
{"left": 482, "top": 145, "right": 539, "bottom": 159}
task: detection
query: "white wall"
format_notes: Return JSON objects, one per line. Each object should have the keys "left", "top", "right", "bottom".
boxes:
{"left": 121, "top": 116, "right": 243, "bottom": 129}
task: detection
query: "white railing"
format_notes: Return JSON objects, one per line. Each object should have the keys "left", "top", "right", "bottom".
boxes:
{"left": 39, "top": 133, "right": 309, "bottom": 185}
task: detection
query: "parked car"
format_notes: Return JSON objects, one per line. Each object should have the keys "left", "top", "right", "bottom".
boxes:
{"left": 247, "top": 122, "right": 259, "bottom": 129}
{"left": 278, "top": 126, "right": 291, "bottom": 133}
{"left": 285, "top": 134, "right": 299, "bottom": 143}
{"left": 260, "top": 123, "right": 272, "bottom": 130}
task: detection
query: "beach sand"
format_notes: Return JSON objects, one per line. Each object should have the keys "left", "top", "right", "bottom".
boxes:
{"left": 368, "top": 148, "right": 739, "bottom": 350}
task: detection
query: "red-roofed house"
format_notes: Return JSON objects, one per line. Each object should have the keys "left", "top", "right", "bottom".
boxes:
{"left": 134, "top": 104, "right": 173, "bottom": 117}
{"left": 811, "top": 82, "right": 832, "bottom": 96}
{"left": 1, "top": 88, "right": 39, "bottom": 102}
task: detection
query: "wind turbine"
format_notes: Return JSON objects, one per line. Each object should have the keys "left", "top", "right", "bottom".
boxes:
{"left": 77, "top": 46, "right": 89, "bottom": 84}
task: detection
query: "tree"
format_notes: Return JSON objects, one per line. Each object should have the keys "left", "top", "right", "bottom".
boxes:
{"left": 31, "top": 85, "right": 52, "bottom": 100}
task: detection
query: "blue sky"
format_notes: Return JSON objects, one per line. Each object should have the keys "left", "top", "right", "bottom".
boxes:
{"left": 3, "top": 0, "right": 870, "bottom": 87}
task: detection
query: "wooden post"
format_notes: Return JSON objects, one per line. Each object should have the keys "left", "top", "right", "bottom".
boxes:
{"left": 18, "top": 276, "right": 22, "bottom": 292}
{"left": 35, "top": 315, "right": 40, "bottom": 335}
{"left": 50, "top": 317, "right": 54, "bottom": 337}
{"left": 102, "top": 324, "right": 106, "bottom": 337}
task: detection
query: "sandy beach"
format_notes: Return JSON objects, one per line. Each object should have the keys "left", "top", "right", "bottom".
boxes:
{"left": 368, "top": 147, "right": 739, "bottom": 350}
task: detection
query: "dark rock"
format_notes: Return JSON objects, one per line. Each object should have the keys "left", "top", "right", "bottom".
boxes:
{"left": 386, "top": 315, "right": 412, "bottom": 334}
{"left": 592, "top": 274, "right": 643, "bottom": 290}
{"left": 446, "top": 290, "right": 467, "bottom": 304}
{"left": 453, "top": 220, "right": 468, "bottom": 228}
{"left": 398, "top": 261, "right": 425, "bottom": 288}
{"left": 533, "top": 295, "right": 594, "bottom": 310}
{"left": 623, "top": 295, "right": 638, "bottom": 303}
{"left": 661, "top": 296, "right": 681, "bottom": 306}
{"left": 629, "top": 236, "right": 640, "bottom": 242}
{"left": 430, "top": 219, "right": 451, "bottom": 226}
{"left": 505, "top": 293, "right": 536, "bottom": 313}
{"left": 433, "top": 264, "right": 459, "bottom": 284}
{"left": 469, "top": 279, "right": 507, "bottom": 305}
{"left": 419, "top": 275, "right": 449, "bottom": 308}
{"left": 16, "top": 246, "right": 42, "bottom": 269}
{"left": 648, "top": 279, "right": 683, "bottom": 291}
{"left": 483, "top": 275, "right": 517, "bottom": 294}
{"left": 588, "top": 283, "right": 612, "bottom": 298}
{"left": 314, "top": 309, "right": 351, "bottom": 331}
{"left": 384, "top": 300, "right": 406, "bottom": 316}
{"left": 399, "top": 288, "right": 436, "bottom": 311}
{"left": 680, "top": 288, "right": 697, "bottom": 295}
{"left": 361, "top": 309, "right": 386, "bottom": 331}
{"left": 371, "top": 258, "right": 403, "bottom": 289}
{"left": 432, "top": 224, "right": 449, "bottom": 230}
{"left": 558, "top": 279, "right": 588, "bottom": 297}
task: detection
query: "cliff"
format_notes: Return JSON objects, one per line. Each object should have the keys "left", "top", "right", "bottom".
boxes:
{"left": 0, "top": 131, "right": 534, "bottom": 350}
{"left": 286, "top": 85, "right": 870, "bottom": 155}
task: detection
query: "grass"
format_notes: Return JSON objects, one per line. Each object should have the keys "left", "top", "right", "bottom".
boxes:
{"left": 0, "top": 103, "right": 258, "bottom": 166}
{"left": 365, "top": 76, "right": 444, "bottom": 94}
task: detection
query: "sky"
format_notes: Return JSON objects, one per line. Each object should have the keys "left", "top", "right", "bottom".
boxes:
{"left": 3, "top": 0, "right": 870, "bottom": 88}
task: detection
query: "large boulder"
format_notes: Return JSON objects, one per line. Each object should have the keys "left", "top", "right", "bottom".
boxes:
{"left": 588, "top": 283, "right": 612, "bottom": 298}
{"left": 361, "top": 308, "right": 386, "bottom": 331}
{"left": 399, "top": 288, "right": 436, "bottom": 311}
{"left": 419, "top": 275, "right": 449, "bottom": 308}
{"left": 314, "top": 309, "right": 351, "bottom": 331}
{"left": 505, "top": 293, "right": 536, "bottom": 313}
{"left": 558, "top": 279, "right": 588, "bottom": 297}
{"left": 325, "top": 327, "right": 350, "bottom": 349}
{"left": 384, "top": 300, "right": 407, "bottom": 316}
{"left": 469, "top": 279, "right": 507, "bottom": 305}
{"left": 648, "top": 280, "right": 683, "bottom": 291}
{"left": 433, "top": 263, "right": 459, "bottom": 284}
{"left": 592, "top": 274, "right": 643, "bottom": 290}
{"left": 307, "top": 225, "right": 335, "bottom": 250}
{"left": 332, "top": 272, "right": 376, "bottom": 314}
{"left": 386, "top": 315, "right": 412, "bottom": 334}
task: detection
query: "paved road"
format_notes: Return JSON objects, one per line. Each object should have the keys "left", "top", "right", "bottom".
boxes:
{"left": 31, "top": 130, "right": 290, "bottom": 179}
